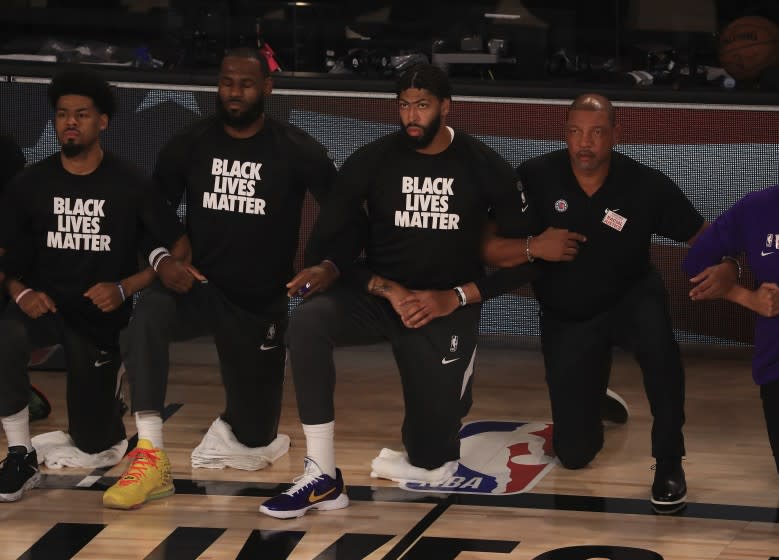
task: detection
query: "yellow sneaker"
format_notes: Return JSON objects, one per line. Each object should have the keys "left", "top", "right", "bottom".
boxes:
{"left": 102, "top": 439, "right": 174, "bottom": 510}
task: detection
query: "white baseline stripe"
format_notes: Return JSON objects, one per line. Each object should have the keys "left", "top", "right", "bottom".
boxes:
{"left": 9, "top": 76, "right": 779, "bottom": 111}
{"left": 76, "top": 475, "right": 102, "bottom": 488}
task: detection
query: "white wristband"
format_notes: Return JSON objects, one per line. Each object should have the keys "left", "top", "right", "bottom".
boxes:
{"left": 453, "top": 286, "right": 467, "bottom": 307}
{"left": 148, "top": 247, "right": 170, "bottom": 269}
{"left": 153, "top": 254, "right": 171, "bottom": 272}
{"left": 14, "top": 288, "right": 32, "bottom": 305}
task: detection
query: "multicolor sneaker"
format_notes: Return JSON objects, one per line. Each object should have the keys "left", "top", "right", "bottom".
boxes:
{"left": 259, "top": 457, "right": 349, "bottom": 519}
{"left": 102, "top": 439, "right": 174, "bottom": 510}
{"left": 0, "top": 446, "right": 41, "bottom": 502}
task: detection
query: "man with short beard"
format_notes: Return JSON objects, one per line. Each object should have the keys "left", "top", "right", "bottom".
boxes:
{"left": 0, "top": 69, "right": 186, "bottom": 503}
{"left": 102, "top": 48, "right": 336, "bottom": 510}
{"left": 260, "top": 63, "right": 582, "bottom": 519}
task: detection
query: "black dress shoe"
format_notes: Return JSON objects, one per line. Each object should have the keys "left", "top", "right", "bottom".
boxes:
{"left": 651, "top": 457, "right": 687, "bottom": 506}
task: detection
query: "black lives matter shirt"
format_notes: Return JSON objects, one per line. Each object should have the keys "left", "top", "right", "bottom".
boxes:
{"left": 307, "top": 130, "right": 528, "bottom": 293}
{"left": 1, "top": 152, "right": 184, "bottom": 345}
{"left": 153, "top": 116, "right": 335, "bottom": 314}
{"left": 519, "top": 149, "right": 704, "bottom": 321}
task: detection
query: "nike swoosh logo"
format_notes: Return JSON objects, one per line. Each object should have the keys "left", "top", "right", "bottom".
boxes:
{"left": 309, "top": 487, "right": 336, "bottom": 503}
{"left": 441, "top": 357, "right": 460, "bottom": 365}
{"left": 94, "top": 359, "right": 111, "bottom": 368}
{"left": 761, "top": 251, "right": 775, "bottom": 256}
{"left": 260, "top": 344, "right": 278, "bottom": 351}
{"left": 521, "top": 204, "right": 529, "bottom": 213}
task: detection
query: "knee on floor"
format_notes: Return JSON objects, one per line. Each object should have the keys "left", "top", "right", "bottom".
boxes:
{"left": 555, "top": 440, "right": 601, "bottom": 470}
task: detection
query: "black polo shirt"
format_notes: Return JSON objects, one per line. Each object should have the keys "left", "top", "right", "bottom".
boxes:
{"left": 518, "top": 149, "right": 703, "bottom": 321}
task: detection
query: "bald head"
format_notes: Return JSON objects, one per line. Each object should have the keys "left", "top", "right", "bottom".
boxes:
{"left": 565, "top": 93, "right": 620, "bottom": 176}
{"left": 567, "top": 93, "right": 616, "bottom": 126}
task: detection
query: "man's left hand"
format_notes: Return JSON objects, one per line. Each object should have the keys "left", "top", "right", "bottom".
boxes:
{"left": 84, "top": 282, "right": 124, "bottom": 312}
{"left": 689, "top": 261, "right": 739, "bottom": 301}
{"left": 398, "top": 289, "right": 459, "bottom": 329}
{"left": 286, "top": 262, "right": 339, "bottom": 298}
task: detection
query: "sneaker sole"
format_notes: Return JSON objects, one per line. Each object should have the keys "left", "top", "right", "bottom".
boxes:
{"left": 259, "top": 493, "right": 350, "bottom": 519}
{"left": 650, "top": 492, "right": 687, "bottom": 507}
{"left": 602, "top": 388, "right": 629, "bottom": 424}
{"left": 103, "top": 484, "right": 175, "bottom": 510}
{"left": 651, "top": 500, "right": 688, "bottom": 515}
{"left": 0, "top": 471, "right": 42, "bottom": 502}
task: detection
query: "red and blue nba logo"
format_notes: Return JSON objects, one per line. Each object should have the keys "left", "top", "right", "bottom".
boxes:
{"left": 402, "top": 420, "right": 556, "bottom": 495}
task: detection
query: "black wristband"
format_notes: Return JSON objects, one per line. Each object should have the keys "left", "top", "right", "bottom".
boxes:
{"left": 721, "top": 256, "right": 742, "bottom": 281}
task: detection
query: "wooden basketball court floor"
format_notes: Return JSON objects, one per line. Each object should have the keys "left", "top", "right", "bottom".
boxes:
{"left": 1, "top": 339, "right": 778, "bottom": 560}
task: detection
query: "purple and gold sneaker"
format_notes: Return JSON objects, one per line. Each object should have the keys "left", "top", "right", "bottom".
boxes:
{"left": 259, "top": 457, "right": 349, "bottom": 519}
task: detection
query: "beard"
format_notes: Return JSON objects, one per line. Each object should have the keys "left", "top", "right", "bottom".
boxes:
{"left": 401, "top": 114, "right": 442, "bottom": 149}
{"left": 61, "top": 140, "right": 85, "bottom": 158}
{"left": 216, "top": 95, "right": 264, "bottom": 129}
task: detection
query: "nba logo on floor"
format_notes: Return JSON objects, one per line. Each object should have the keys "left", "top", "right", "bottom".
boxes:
{"left": 402, "top": 420, "right": 556, "bottom": 495}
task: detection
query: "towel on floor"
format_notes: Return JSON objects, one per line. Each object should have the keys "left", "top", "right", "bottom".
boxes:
{"left": 191, "top": 417, "right": 290, "bottom": 471}
{"left": 32, "top": 431, "right": 127, "bottom": 469}
{"left": 370, "top": 447, "right": 457, "bottom": 484}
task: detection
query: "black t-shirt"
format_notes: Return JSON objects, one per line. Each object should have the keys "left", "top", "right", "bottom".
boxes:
{"left": 0, "top": 134, "right": 25, "bottom": 192}
{"left": 519, "top": 149, "right": 703, "bottom": 320}
{"left": 307, "top": 130, "right": 528, "bottom": 292}
{"left": 153, "top": 115, "right": 335, "bottom": 314}
{"left": 0, "top": 134, "right": 26, "bottom": 274}
{"left": 0, "top": 152, "right": 184, "bottom": 346}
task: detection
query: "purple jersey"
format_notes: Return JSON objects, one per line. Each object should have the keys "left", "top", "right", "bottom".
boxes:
{"left": 683, "top": 185, "right": 779, "bottom": 385}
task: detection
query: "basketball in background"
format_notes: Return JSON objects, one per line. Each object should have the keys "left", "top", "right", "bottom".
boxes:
{"left": 718, "top": 16, "right": 779, "bottom": 81}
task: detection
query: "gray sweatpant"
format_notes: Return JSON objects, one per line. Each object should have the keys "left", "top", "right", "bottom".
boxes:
{"left": 122, "top": 281, "right": 286, "bottom": 448}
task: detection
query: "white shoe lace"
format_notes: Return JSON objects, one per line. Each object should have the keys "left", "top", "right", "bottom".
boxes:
{"left": 284, "top": 459, "right": 324, "bottom": 496}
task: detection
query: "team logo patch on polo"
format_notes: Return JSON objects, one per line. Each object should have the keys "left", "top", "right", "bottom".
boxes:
{"left": 401, "top": 420, "right": 556, "bottom": 495}
{"left": 554, "top": 199, "right": 568, "bottom": 213}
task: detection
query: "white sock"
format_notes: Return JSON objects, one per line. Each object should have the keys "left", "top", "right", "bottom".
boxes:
{"left": 303, "top": 421, "right": 335, "bottom": 478}
{"left": 2, "top": 406, "right": 32, "bottom": 452}
{"left": 135, "top": 411, "right": 164, "bottom": 449}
